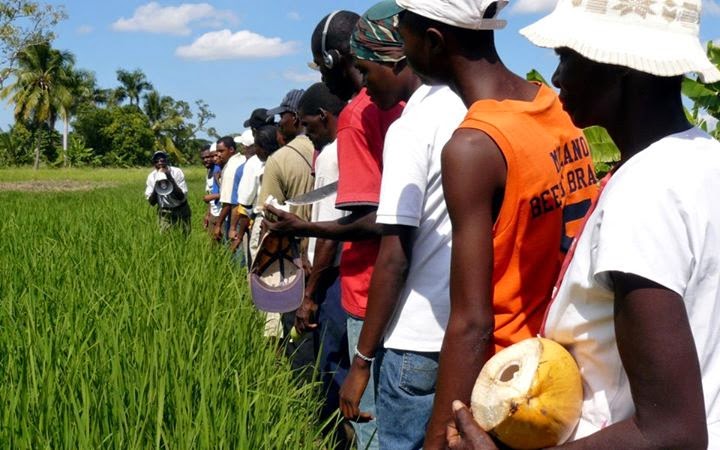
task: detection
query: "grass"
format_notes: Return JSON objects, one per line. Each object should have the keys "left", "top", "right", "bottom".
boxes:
{"left": 0, "top": 167, "right": 337, "bottom": 449}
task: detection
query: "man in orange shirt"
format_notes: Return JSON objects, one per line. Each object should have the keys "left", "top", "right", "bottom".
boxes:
{"left": 395, "top": 1, "right": 598, "bottom": 448}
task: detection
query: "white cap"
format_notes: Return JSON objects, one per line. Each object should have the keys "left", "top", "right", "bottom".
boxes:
{"left": 395, "top": 0, "right": 507, "bottom": 30}
{"left": 234, "top": 129, "right": 255, "bottom": 147}
{"left": 209, "top": 142, "right": 217, "bottom": 153}
{"left": 520, "top": 0, "right": 720, "bottom": 83}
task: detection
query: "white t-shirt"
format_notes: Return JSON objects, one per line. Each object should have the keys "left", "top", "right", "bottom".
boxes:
{"left": 544, "top": 128, "right": 720, "bottom": 445}
{"left": 144, "top": 166, "right": 188, "bottom": 209}
{"left": 206, "top": 166, "right": 221, "bottom": 217}
{"left": 376, "top": 84, "right": 467, "bottom": 352}
{"left": 219, "top": 153, "right": 246, "bottom": 205}
{"left": 308, "top": 140, "right": 348, "bottom": 265}
{"left": 236, "top": 155, "right": 265, "bottom": 207}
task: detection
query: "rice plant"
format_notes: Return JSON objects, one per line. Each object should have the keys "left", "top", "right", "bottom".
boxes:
{"left": 0, "top": 168, "right": 336, "bottom": 449}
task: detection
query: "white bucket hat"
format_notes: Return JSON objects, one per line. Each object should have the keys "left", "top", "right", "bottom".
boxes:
{"left": 395, "top": 0, "right": 508, "bottom": 30}
{"left": 520, "top": 0, "right": 720, "bottom": 83}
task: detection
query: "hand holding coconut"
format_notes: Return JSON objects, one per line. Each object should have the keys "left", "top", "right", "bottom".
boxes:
{"left": 451, "top": 337, "right": 582, "bottom": 450}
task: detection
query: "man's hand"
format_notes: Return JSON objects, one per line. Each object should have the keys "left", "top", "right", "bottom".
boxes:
{"left": 212, "top": 223, "right": 223, "bottom": 241}
{"left": 203, "top": 213, "right": 210, "bottom": 229}
{"left": 339, "top": 358, "right": 374, "bottom": 423}
{"left": 446, "top": 401, "right": 498, "bottom": 450}
{"left": 263, "top": 204, "right": 306, "bottom": 235}
{"left": 295, "top": 295, "right": 319, "bottom": 334}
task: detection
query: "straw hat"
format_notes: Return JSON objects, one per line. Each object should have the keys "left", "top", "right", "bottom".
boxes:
{"left": 520, "top": 0, "right": 720, "bottom": 83}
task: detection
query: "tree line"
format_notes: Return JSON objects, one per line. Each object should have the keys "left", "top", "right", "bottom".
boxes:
{"left": 0, "top": 43, "right": 217, "bottom": 169}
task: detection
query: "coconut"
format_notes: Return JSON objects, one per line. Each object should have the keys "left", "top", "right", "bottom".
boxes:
{"left": 471, "top": 337, "right": 583, "bottom": 449}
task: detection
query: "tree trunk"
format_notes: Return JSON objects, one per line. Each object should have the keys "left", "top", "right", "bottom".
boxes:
{"left": 63, "top": 116, "right": 68, "bottom": 168}
{"left": 33, "top": 134, "right": 41, "bottom": 170}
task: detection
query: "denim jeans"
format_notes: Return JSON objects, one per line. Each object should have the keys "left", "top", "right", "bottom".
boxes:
{"left": 376, "top": 348, "right": 439, "bottom": 450}
{"left": 346, "top": 316, "right": 379, "bottom": 450}
{"left": 315, "top": 277, "right": 349, "bottom": 419}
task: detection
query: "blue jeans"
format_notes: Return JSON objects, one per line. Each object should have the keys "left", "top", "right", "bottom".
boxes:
{"left": 376, "top": 348, "right": 439, "bottom": 450}
{"left": 315, "top": 277, "right": 349, "bottom": 419}
{"left": 346, "top": 316, "right": 379, "bottom": 450}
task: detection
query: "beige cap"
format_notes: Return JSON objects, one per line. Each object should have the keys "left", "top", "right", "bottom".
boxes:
{"left": 520, "top": 0, "right": 720, "bottom": 83}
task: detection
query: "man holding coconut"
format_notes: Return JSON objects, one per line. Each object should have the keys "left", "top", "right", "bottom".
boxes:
{"left": 447, "top": 0, "right": 720, "bottom": 448}
{"left": 392, "top": 1, "right": 598, "bottom": 447}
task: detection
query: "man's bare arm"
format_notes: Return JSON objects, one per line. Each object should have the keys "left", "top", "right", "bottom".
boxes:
{"left": 424, "top": 129, "right": 507, "bottom": 450}
{"left": 265, "top": 204, "right": 382, "bottom": 241}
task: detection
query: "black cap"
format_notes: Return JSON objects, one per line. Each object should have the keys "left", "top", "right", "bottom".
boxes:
{"left": 152, "top": 151, "right": 168, "bottom": 162}
{"left": 244, "top": 108, "right": 274, "bottom": 129}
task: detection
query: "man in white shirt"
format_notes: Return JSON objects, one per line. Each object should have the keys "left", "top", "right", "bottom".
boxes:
{"left": 144, "top": 151, "right": 190, "bottom": 234}
{"left": 296, "top": 82, "right": 352, "bottom": 427}
{"left": 337, "top": 3, "right": 467, "bottom": 448}
{"left": 212, "top": 136, "right": 246, "bottom": 242}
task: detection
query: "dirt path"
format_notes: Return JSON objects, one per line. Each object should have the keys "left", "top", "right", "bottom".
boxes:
{"left": 0, "top": 181, "right": 118, "bottom": 192}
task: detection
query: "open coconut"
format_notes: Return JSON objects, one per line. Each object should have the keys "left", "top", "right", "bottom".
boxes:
{"left": 471, "top": 337, "right": 582, "bottom": 449}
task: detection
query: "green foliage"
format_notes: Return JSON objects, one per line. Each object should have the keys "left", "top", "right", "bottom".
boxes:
{"left": 115, "top": 68, "right": 153, "bottom": 106}
{"left": 583, "top": 126, "right": 620, "bottom": 177}
{"left": 683, "top": 41, "right": 720, "bottom": 139}
{"left": 72, "top": 105, "right": 155, "bottom": 166}
{"left": 0, "top": 1, "right": 66, "bottom": 84}
{"left": 526, "top": 69, "right": 549, "bottom": 85}
{"left": 0, "top": 122, "right": 32, "bottom": 165}
{"left": 0, "top": 168, "right": 338, "bottom": 449}
{"left": 72, "top": 103, "right": 113, "bottom": 157}
{"left": 51, "top": 134, "right": 97, "bottom": 167}
{"left": 103, "top": 106, "right": 155, "bottom": 166}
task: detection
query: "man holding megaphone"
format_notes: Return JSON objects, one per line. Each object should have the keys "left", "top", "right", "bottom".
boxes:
{"left": 145, "top": 151, "right": 191, "bottom": 234}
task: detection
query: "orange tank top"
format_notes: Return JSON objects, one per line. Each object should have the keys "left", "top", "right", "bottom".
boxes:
{"left": 459, "top": 83, "right": 598, "bottom": 352}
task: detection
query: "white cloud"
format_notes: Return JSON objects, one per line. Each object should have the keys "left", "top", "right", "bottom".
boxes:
{"left": 112, "top": 2, "right": 237, "bottom": 36}
{"left": 286, "top": 11, "right": 301, "bottom": 21}
{"left": 283, "top": 70, "right": 321, "bottom": 83}
{"left": 176, "top": 29, "right": 298, "bottom": 60}
{"left": 76, "top": 25, "right": 94, "bottom": 35}
{"left": 705, "top": 0, "right": 720, "bottom": 15}
{"left": 512, "top": 0, "right": 557, "bottom": 14}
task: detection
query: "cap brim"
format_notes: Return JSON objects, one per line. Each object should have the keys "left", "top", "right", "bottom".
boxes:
{"left": 266, "top": 106, "right": 290, "bottom": 117}
{"left": 521, "top": 12, "right": 720, "bottom": 83}
{"left": 307, "top": 61, "right": 320, "bottom": 71}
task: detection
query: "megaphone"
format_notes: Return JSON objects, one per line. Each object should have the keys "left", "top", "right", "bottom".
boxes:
{"left": 154, "top": 172, "right": 173, "bottom": 196}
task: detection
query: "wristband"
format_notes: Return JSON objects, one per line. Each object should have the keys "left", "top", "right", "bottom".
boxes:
{"left": 354, "top": 346, "right": 375, "bottom": 363}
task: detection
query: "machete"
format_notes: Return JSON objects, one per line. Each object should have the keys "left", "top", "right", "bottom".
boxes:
{"left": 285, "top": 181, "right": 338, "bottom": 206}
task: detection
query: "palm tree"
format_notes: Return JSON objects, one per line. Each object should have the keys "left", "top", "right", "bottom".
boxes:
{"left": 0, "top": 43, "right": 74, "bottom": 169}
{"left": 143, "top": 90, "right": 189, "bottom": 162}
{"left": 115, "top": 69, "right": 153, "bottom": 106}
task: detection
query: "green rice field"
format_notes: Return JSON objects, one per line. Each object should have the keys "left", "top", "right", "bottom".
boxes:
{"left": 0, "top": 168, "right": 335, "bottom": 449}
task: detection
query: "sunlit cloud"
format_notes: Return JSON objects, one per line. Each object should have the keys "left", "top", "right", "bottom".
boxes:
{"left": 176, "top": 29, "right": 298, "bottom": 60}
{"left": 112, "top": 2, "right": 237, "bottom": 36}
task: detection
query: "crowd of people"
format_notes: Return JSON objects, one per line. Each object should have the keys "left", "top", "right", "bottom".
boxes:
{"left": 143, "top": 0, "right": 720, "bottom": 448}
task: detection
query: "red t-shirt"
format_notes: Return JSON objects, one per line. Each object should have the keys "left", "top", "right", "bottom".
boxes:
{"left": 336, "top": 88, "right": 403, "bottom": 318}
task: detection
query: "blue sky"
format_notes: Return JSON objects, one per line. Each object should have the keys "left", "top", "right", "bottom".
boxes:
{"left": 1, "top": 0, "right": 719, "bottom": 136}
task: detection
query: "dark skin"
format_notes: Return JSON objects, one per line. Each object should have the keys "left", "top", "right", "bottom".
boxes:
{"left": 147, "top": 156, "right": 185, "bottom": 206}
{"left": 397, "top": 14, "right": 539, "bottom": 449}
{"left": 201, "top": 149, "right": 218, "bottom": 229}
{"left": 293, "top": 107, "right": 342, "bottom": 334}
{"left": 444, "top": 50, "right": 707, "bottom": 450}
{"left": 212, "top": 141, "right": 236, "bottom": 241}
{"left": 264, "top": 43, "right": 383, "bottom": 245}
{"left": 337, "top": 57, "right": 422, "bottom": 421}
{"left": 311, "top": 39, "right": 363, "bottom": 102}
